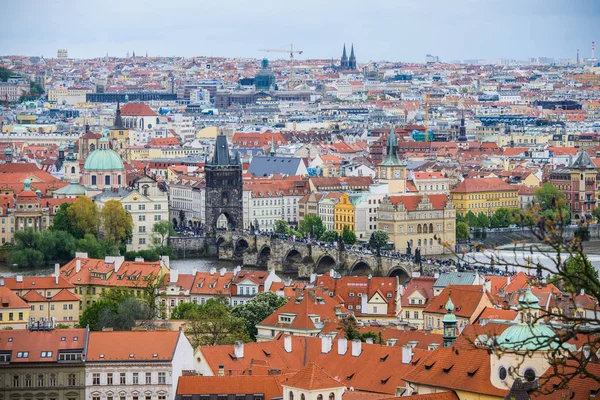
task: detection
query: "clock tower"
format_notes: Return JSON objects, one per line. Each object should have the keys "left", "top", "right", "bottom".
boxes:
{"left": 378, "top": 124, "right": 406, "bottom": 194}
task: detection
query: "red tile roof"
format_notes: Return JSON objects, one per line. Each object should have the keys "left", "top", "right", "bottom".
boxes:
{"left": 3, "top": 276, "right": 74, "bottom": 291}
{"left": 388, "top": 194, "right": 450, "bottom": 211}
{"left": 0, "top": 328, "right": 86, "bottom": 363}
{"left": 284, "top": 363, "right": 344, "bottom": 390}
{"left": 87, "top": 331, "right": 181, "bottom": 361}
{"left": 177, "top": 375, "right": 283, "bottom": 400}
{"left": 451, "top": 177, "right": 517, "bottom": 194}
{"left": 0, "top": 286, "right": 28, "bottom": 309}
{"left": 424, "top": 285, "right": 492, "bottom": 320}
{"left": 120, "top": 103, "right": 158, "bottom": 117}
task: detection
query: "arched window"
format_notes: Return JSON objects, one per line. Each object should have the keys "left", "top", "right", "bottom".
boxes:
{"left": 118, "top": 175, "right": 122, "bottom": 185}
{"left": 417, "top": 225, "right": 422, "bottom": 234}
{"left": 71, "top": 166, "right": 75, "bottom": 174}
{"left": 429, "top": 223, "right": 434, "bottom": 233}
{"left": 329, "top": 393, "right": 335, "bottom": 400}
{"left": 317, "top": 395, "right": 323, "bottom": 400}
{"left": 289, "top": 392, "right": 294, "bottom": 400}
{"left": 301, "top": 395, "right": 305, "bottom": 400}
{"left": 222, "top": 192, "right": 229, "bottom": 206}
{"left": 418, "top": 239, "right": 421, "bottom": 246}
{"left": 429, "top": 238, "right": 433, "bottom": 246}
{"left": 142, "top": 185, "right": 149, "bottom": 196}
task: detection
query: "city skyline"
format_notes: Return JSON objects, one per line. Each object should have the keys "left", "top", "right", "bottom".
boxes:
{"left": 2, "top": 0, "right": 599, "bottom": 62}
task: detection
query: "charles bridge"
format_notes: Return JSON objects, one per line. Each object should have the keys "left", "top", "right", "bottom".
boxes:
{"left": 170, "top": 232, "right": 423, "bottom": 280}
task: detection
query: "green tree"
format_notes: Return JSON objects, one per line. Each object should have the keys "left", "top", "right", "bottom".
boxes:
{"left": 456, "top": 221, "right": 470, "bottom": 240}
{"left": 170, "top": 302, "right": 201, "bottom": 319}
{"left": 0, "top": 67, "right": 15, "bottom": 82}
{"left": 477, "top": 213, "right": 490, "bottom": 228}
{"left": 77, "top": 234, "right": 109, "bottom": 259}
{"left": 320, "top": 230, "right": 339, "bottom": 243}
{"left": 535, "top": 183, "right": 565, "bottom": 211}
{"left": 339, "top": 316, "right": 361, "bottom": 340}
{"left": 465, "top": 211, "right": 478, "bottom": 228}
{"left": 100, "top": 200, "right": 133, "bottom": 247}
{"left": 79, "top": 299, "right": 118, "bottom": 331}
{"left": 491, "top": 208, "right": 514, "bottom": 228}
{"left": 369, "top": 230, "right": 389, "bottom": 256}
{"left": 50, "top": 203, "right": 73, "bottom": 232}
{"left": 342, "top": 225, "right": 357, "bottom": 245}
{"left": 298, "top": 215, "right": 325, "bottom": 239}
{"left": 67, "top": 196, "right": 99, "bottom": 238}
{"left": 274, "top": 220, "right": 289, "bottom": 234}
{"left": 184, "top": 299, "right": 249, "bottom": 347}
{"left": 549, "top": 254, "right": 600, "bottom": 294}
{"left": 593, "top": 207, "right": 600, "bottom": 223}
{"left": 231, "top": 292, "right": 288, "bottom": 340}
{"left": 152, "top": 220, "right": 175, "bottom": 255}
{"left": 8, "top": 247, "right": 45, "bottom": 268}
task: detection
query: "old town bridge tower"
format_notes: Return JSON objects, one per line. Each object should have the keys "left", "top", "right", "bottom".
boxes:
{"left": 205, "top": 133, "right": 243, "bottom": 236}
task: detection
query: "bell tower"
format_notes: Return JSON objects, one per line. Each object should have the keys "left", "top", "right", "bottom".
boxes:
{"left": 442, "top": 295, "right": 457, "bottom": 347}
{"left": 204, "top": 133, "right": 243, "bottom": 236}
{"left": 378, "top": 124, "right": 406, "bottom": 194}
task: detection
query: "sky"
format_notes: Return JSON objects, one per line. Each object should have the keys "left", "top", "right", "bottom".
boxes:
{"left": 1, "top": 0, "right": 599, "bottom": 62}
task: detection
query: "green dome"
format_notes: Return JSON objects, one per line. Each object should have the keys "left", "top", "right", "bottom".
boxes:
{"left": 443, "top": 296, "right": 457, "bottom": 323}
{"left": 83, "top": 149, "right": 125, "bottom": 171}
{"left": 54, "top": 181, "right": 86, "bottom": 196}
{"left": 497, "top": 324, "right": 559, "bottom": 351}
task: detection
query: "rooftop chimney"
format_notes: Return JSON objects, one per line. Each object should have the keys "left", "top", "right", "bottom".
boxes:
{"left": 75, "top": 252, "right": 88, "bottom": 259}
{"left": 321, "top": 335, "right": 333, "bottom": 354}
{"left": 219, "top": 268, "right": 226, "bottom": 277}
{"left": 402, "top": 345, "right": 413, "bottom": 364}
{"left": 105, "top": 256, "right": 125, "bottom": 272}
{"left": 135, "top": 257, "right": 145, "bottom": 262}
{"left": 284, "top": 335, "right": 292, "bottom": 353}
{"left": 16, "top": 275, "right": 23, "bottom": 283}
{"left": 337, "top": 338, "right": 348, "bottom": 355}
{"left": 218, "top": 365, "right": 224, "bottom": 377}
{"left": 234, "top": 341, "right": 244, "bottom": 359}
{"left": 170, "top": 269, "right": 179, "bottom": 284}
{"left": 308, "top": 289, "right": 316, "bottom": 303}
{"left": 365, "top": 338, "right": 374, "bottom": 344}
{"left": 351, "top": 339, "right": 362, "bottom": 357}
{"left": 54, "top": 263, "right": 60, "bottom": 278}
{"left": 160, "top": 255, "right": 170, "bottom": 269}
{"left": 0, "top": 277, "right": 4, "bottom": 286}
{"left": 76, "top": 259, "right": 81, "bottom": 273}
{"left": 210, "top": 268, "right": 216, "bottom": 276}
{"left": 192, "top": 268, "right": 197, "bottom": 276}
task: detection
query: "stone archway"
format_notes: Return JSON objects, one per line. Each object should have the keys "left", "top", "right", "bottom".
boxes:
{"left": 257, "top": 245, "right": 271, "bottom": 268}
{"left": 234, "top": 238, "right": 249, "bottom": 258}
{"left": 315, "top": 254, "right": 337, "bottom": 274}
{"left": 387, "top": 267, "right": 411, "bottom": 285}
{"left": 283, "top": 249, "right": 303, "bottom": 272}
{"left": 216, "top": 235, "right": 227, "bottom": 247}
{"left": 350, "top": 260, "right": 373, "bottom": 276}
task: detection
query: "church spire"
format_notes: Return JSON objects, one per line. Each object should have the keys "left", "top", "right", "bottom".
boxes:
{"left": 457, "top": 113, "right": 468, "bottom": 142}
{"left": 341, "top": 44, "right": 349, "bottom": 70}
{"left": 442, "top": 294, "right": 458, "bottom": 347}
{"left": 114, "top": 101, "right": 123, "bottom": 129}
{"left": 379, "top": 124, "right": 402, "bottom": 166}
{"left": 270, "top": 134, "right": 276, "bottom": 156}
{"left": 349, "top": 44, "right": 356, "bottom": 70}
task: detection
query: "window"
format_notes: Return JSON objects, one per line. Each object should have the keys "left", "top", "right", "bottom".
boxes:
{"left": 41, "top": 351, "right": 53, "bottom": 358}
{"left": 17, "top": 351, "right": 29, "bottom": 358}
{"left": 139, "top": 238, "right": 146, "bottom": 245}
{"left": 523, "top": 368, "right": 536, "bottom": 382}
{"left": 107, "top": 373, "right": 113, "bottom": 385}
{"left": 49, "top": 373, "right": 56, "bottom": 386}
{"left": 158, "top": 372, "right": 166, "bottom": 384}
{"left": 329, "top": 393, "right": 335, "bottom": 400}
{"left": 13, "top": 375, "right": 19, "bottom": 387}
{"left": 133, "top": 372, "right": 139, "bottom": 384}
{"left": 25, "top": 374, "right": 32, "bottom": 387}
{"left": 139, "top": 205, "right": 146, "bottom": 210}
{"left": 289, "top": 392, "right": 294, "bottom": 400}
{"left": 120, "top": 373, "right": 126, "bottom": 385}
{"left": 146, "top": 372, "right": 151, "bottom": 384}
{"left": 139, "top": 226, "right": 146, "bottom": 233}
{"left": 498, "top": 366, "right": 507, "bottom": 381}
{"left": 139, "top": 215, "right": 146, "bottom": 221}
{"left": 93, "top": 373, "right": 100, "bottom": 385}
{"left": 301, "top": 395, "right": 305, "bottom": 400}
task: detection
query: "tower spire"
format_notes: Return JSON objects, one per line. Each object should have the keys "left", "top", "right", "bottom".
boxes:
{"left": 270, "top": 134, "right": 276, "bottom": 156}
{"left": 442, "top": 293, "right": 457, "bottom": 347}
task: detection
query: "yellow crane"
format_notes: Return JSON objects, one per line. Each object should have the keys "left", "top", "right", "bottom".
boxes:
{"left": 424, "top": 92, "right": 430, "bottom": 141}
{"left": 259, "top": 45, "right": 303, "bottom": 91}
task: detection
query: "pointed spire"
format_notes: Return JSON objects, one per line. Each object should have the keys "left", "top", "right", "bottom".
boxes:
{"left": 380, "top": 124, "right": 402, "bottom": 166}
{"left": 270, "top": 134, "right": 276, "bottom": 156}
{"left": 442, "top": 293, "right": 457, "bottom": 348}
{"left": 114, "top": 101, "right": 123, "bottom": 129}
{"left": 342, "top": 43, "right": 347, "bottom": 59}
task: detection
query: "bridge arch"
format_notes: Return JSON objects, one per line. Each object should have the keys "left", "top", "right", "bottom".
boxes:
{"left": 257, "top": 245, "right": 271, "bottom": 268}
{"left": 216, "top": 235, "right": 227, "bottom": 247}
{"left": 234, "top": 238, "right": 249, "bottom": 257}
{"left": 283, "top": 248, "right": 304, "bottom": 272}
{"left": 315, "top": 254, "right": 337, "bottom": 274}
{"left": 350, "top": 260, "right": 373, "bottom": 276}
{"left": 387, "top": 266, "right": 411, "bottom": 284}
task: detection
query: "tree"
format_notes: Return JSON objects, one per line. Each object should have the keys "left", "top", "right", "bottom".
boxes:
{"left": 232, "top": 292, "right": 287, "bottom": 340}
{"left": 476, "top": 213, "right": 490, "bottom": 228}
{"left": 184, "top": 299, "right": 249, "bottom": 347}
{"left": 549, "top": 254, "right": 600, "bottom": 294}
{"left": 534, "top": 183, "right": 570, "bottom": 224}
{"left": 77, "top": 234, "right": 109, "bottom": 259}
{"left": 50, "top": 203, "right": 73, "bottom": 232}
{"left": 0, "top": 67, "right": 15, "bottom": 82}
{"left": 152, "top": 220, "right": 175, "bottom": 254}
{"left": 342, "top": 226, "right": 357, "bottom": 245}
{"left": 8, "top": 229, "right": 76, "bottom": 267}
{"left": 465, "top": 211, "right": 478, "bottom": 228}
{"left": 491, "top": 208, "right": 515, "bottom": 228}
{"left": 66, "top": 196, "right": 99, "bottom": 238}
{"left": 298, "top": 215, "right": 325, "bottom": 239}
{"left": 369, "top": 230, "right": 389, "bottom": 256}
{"left": 274, "top": 220, "right": 289, "bottom": 234}
{"left": 593, "top": 207, "right": 600, "bottom": 223}
{"left": 100, "top": 200, "right": 133, "bottom": 247}
{"left": 456, "top": 222, "right": 469, "bottom": 240}
{"left": 79, "top": 300, "right": 118, "bottom": 331}
{"left": 170, "top": 302, "right": 200, "bottom": 320}
{"left": 321, "top": 230, "right": 339, "bottom": 243}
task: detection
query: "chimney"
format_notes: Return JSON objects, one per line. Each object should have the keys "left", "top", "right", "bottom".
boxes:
{"left": 284, "top": 335, "right": 292, "bottom": 353}
{"left": 76, "top": 260, "right": 81, "bottom": 273}
{"left": 580, "top": 289, "right": 585, "bottom": 296}
{"left": 135, "top": 257, "right": 145, "bottom": 262}
{"left": 16, "top": 275, "right": 23, "bottom": 283}
{"left": 0, "top": 277, "right": 4, "bottom": 286}
{"left": 351, "top": 339, "right": 362, "bottom": 357}
{"left": 402, "top": 345, "right": 413, "bottom": 364}
{"left": 75, "top": 252, "right": 88, "bottom": 259}
{"left": 309, "top": 273, "right": 317, "bottom": 284}
{"left": 55, "top": 274, "right": 59, "bottom": 285}
{"left": 192, "top": 268, "right": 197, "bottom": 276}
{"left": 105, "top": 256, "right": 125, "bottom": 272}
{"left": 219, "top": 268, "right": 226, "bottom": 277}
{"left": 365, "top": 338, "right": 374, "bottom": 344}
{"left": 337, "top": 338, "right": 348, "bottom": 355}
{"left": 321, "top": 335, "right": 332, "bottom": 354}
{"left": 170, "top": 269, "right": 179, "bottom": 284}
{"left": 54, "top": 263, "right": 60, "bottom": 278}
{"left": 210, "top": 268, "right": 216, "bottom": 276}
{"left": 160, "top": 255, "right": 170, "bottom": 269}
{"left": 234, "top": 341, "right": 244, "bottom": 359}
{"left": 218, "top": 365, "right": 224, "bottom": 377}
{"left": 507, "top": 274, "right": 511, "bottom": 286}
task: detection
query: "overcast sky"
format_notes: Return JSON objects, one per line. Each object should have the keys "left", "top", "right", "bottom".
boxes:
{"left": 1, "top": 0, "right": 598, "bottom": 62}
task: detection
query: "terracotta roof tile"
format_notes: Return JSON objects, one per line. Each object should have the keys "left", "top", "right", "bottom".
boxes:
{"left": 87, "top": 331, "right": 181, "bottom": 361}
{"left": 284, "top": 363, "right": 344, "bottom": 390}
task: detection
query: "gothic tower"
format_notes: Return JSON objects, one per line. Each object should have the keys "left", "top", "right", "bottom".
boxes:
{"left": 341, "top": 44, "right": 349, "bottom": 70}
{"left": 349, "top": 44, "right": 357, "bottom": 70}
{"left": 64, "top": 141, "right": 80, "bottom": 182}
{"left": 457, "top": 114, "right": 468, "bottom": 142}
{"left": 205, "top": 133, "right": 243, "bottom": 236}
{"left": 378, "top": 124, "right": 407, "bottom": 194}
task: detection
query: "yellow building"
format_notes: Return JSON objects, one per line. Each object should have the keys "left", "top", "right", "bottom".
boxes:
{"left": 450, "top": 177, "right": 519, "bottom": 217}
{"left": 378, "top": 125, "right": 407, "bottom": 194}
{"left": 377, "top": 194, "right": 456, "bottom": 256}
{"left": 0, "top": 286, "right": 29, "bottom": 329}
{"left": 60, "top": 254, "right": 170, "bottom": 312}
{"left": 334, "top": 193, "right": 355, "bottom": 233}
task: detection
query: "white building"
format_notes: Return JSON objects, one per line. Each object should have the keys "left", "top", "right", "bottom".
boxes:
{"left": 85, "top": 330, "right": 193, "bottom": 400}
{"left": 168, "top": 177, "right": 204, "bottom": 228}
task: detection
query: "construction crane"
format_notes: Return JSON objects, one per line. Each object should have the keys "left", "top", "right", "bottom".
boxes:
{"left": 259, "top": 45, "right": 303, "bottom": 91}
{"left": 424, "top": 92, "right": 430, "bottom": 142}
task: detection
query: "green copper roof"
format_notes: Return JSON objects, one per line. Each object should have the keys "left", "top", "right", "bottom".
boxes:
{"left": 497, "top": 324, "right": 559, "bottom": 351}
{"left": 442, "top": 296, "right": 457, "bottom": 323}
{"left": 54, "top": 181, "right": 87, "bottom": 195}
{"left": 83, "top": 149, "right": 125, "bottom": 171}
{"left": 379, "top": 124, "right": 404, "bottom": 166}
{"left": 518, "top": 287, "right": 542, "bottom": 310}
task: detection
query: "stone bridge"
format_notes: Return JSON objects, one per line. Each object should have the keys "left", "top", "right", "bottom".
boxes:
{"left": 214, "top": 232, "right": 418, "bottom": 281}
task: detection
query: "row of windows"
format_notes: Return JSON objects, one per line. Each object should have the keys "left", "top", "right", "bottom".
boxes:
{"left": 30, "top": 304, "right": 74, "bottom": 311}
{"left": 92, "top": 372, "right": 167, "bottom": 385}
{"left": 13, "top": 373, "right": 76, "bottom": 387}
{"left": 0, "top": 311, "right": 24, "bottom": 321}
{"left": 93, "top": 394, "right": 166, "bottom": 400}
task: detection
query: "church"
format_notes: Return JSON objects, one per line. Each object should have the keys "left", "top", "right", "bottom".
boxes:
{"left": 339, "top": 44, "right": 357, "bottom": 70}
